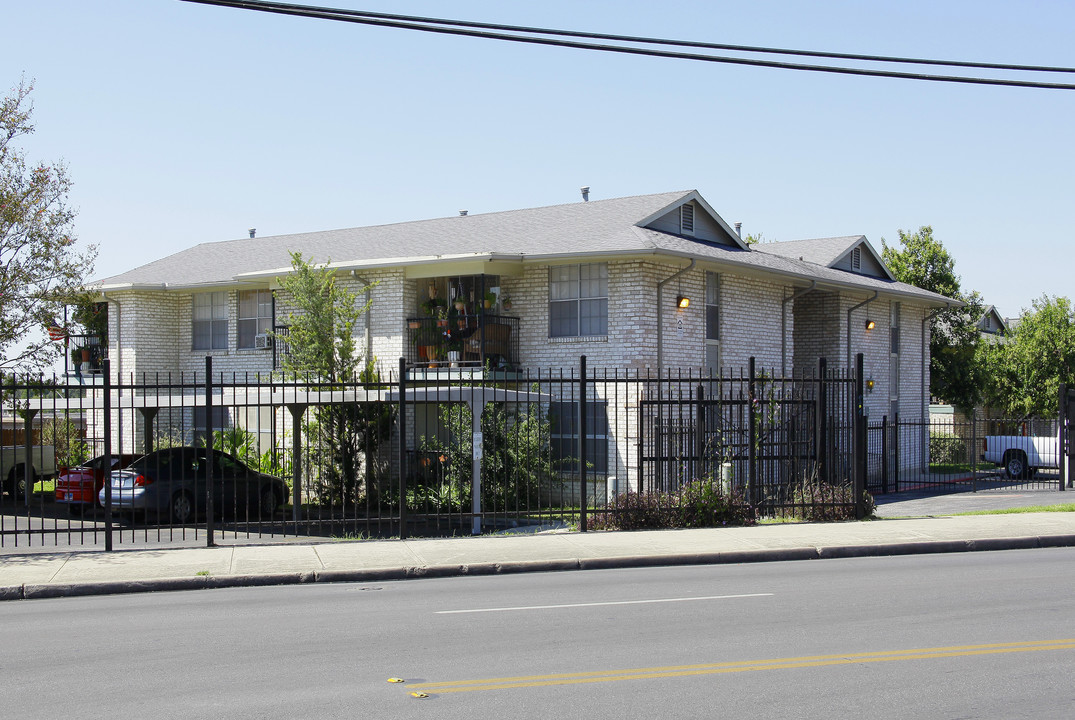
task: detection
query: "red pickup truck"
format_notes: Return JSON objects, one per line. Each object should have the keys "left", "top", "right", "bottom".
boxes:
{"left": 55, "top": 454, "right": 140, "bottom": 514}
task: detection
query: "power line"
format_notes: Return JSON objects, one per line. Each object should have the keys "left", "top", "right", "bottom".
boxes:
{"left": 184, "top": 0, "right": 1075, "bottom": 75}
{"left": 181, "top": 0, "right": 1075, "bottom": 90}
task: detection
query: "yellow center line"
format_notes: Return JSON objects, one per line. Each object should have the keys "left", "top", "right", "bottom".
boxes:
{"left": 407, "top": 639, "right": 1075, "bottom": 694}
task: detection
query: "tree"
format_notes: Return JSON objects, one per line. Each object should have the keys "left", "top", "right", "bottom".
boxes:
{"left": 881, "top": 226, "right": 984, "bottom": 411}
{"left": 1, "top": 78, "right": 96, "bottom": 373}
{"left": 275, "top": 252, "right": 392, "bottom": 504}
{"left": 979, "top": 295, "right": 1075, "bottom": 418}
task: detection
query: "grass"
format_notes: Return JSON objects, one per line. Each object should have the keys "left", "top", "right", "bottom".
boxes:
{"left": 952, "top": 504, "right": 1075, "bottom": 516}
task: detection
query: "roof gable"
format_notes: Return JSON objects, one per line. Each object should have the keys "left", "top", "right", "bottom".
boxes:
{"left": 757, "top": 235, "right": 894, "bottom": 281}
{"left": 977, "top": 305, "right": 1008, "bottom": 334}
{"left": 636, "top": 190, "right": 747, "bottom": 249}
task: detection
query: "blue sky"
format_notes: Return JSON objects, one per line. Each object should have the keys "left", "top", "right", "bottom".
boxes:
{"left": 4, "top": 0, "right": 1073, "bottom": 319}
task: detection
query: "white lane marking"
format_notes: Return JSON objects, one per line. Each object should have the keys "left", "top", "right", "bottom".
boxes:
{"left": 436, "top": 593, "right": 773, "bottom": 614}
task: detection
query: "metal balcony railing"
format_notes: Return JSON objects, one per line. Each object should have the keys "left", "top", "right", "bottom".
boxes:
{"left": 405, "top": 314, "right": 519, "bottom": 370}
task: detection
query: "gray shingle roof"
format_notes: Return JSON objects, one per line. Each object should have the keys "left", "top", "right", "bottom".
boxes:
{"left": 754, "top": 236, "right": 864, "bottom": 266}
{"left": 96, "top": 191, "right": 691, "bottom": 288}
{"left": 95, "top": 190, "right": 956, "bottom": 307}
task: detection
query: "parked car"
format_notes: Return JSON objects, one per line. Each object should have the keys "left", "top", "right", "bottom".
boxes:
{"left": 55, "top": 453, "right": 141, "bottom": 514}
{"left": 100, "top": 447, "right": 288, "bottom": 523}
{"left": 981, "top": 432, "right": 1061, "bottom": 479}
{"left": 2, "top": 445, "right": 57, "bottom": 498}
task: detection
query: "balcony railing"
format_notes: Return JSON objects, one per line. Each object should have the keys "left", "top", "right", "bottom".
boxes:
{"left": 66, "top": 333, "right": 105, "bottom": 375}
{"left": 405, "top": 314, "right": 519, "bottom": 370}
{"left": 272, "top": 325, "right": 290, "bottom": 370}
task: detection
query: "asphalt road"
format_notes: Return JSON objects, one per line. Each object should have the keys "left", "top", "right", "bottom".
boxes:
{"left": 2, "top": 548, "right": 1074, "bottom": 719}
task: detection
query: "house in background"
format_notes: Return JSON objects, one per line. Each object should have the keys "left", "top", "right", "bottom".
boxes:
{"left": 977, "top": 304, "right": 1009, "bottom": 339}
{"left": 91, "top": 189, "right": 957, "bottom": 478}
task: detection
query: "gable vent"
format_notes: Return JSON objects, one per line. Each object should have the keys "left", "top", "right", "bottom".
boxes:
{"left": 681, "top": 203, "right": 695, "bottom": 235}
{"left": 851, "top": 247, "right": 861, "bottom": 271}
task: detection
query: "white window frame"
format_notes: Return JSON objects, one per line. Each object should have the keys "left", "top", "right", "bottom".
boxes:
{"left": 193, "top": 291, "right": 228, "bottom": 350}
{"left": 548, "top": 263, "right": 608, "bottom": 338}
{"left": 705, "top": 271, "right": 721, "bottom": 374}
{"left": 549, "top": 400, "right": 609, "bottom": 475}
{"left": 890, "top": 301, "right": 900, "bottom": 416}
{"left": 237, "top": 289, "right": 274, "bottom": 349}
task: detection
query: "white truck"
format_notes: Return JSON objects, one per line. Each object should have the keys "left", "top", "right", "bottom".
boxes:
{"left": 981, "top": 433, "right": 1060, "bottom": 479}
{"left": 1, "top": 445, "right": 57, "bottom": 499}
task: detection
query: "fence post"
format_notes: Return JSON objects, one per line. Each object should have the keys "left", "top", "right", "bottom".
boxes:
{"left": 695, "top": 384, "right": 706, "bottom": 483}
{"left": 854, "top": 353, "right": 867, "bottom": 519}
{"left": 579, "top": 355, "right": 588, "bottom": 533}
{"left": 881, "top": 414, "right": 888, "bottom": 494}
{"left": 894, "top": 412, "right": 900, "bottom": 493}
{"left": 1060, "top": 384, "right": 1069, "bottom": 492}
{"left": 971, "top": 408, "right": 978, "bottom": 493}
{"left": 816, "top": 357, "right": 827, "bottom": 484}
{"left": 103, "top": 358, "right": 113, "bottom": 552}
{"left": 205, "top": 356, "right": 215, "bottom": 547}
{"left": 20, "top": 405, "right": 37, "bottom": 512}
{"left": 748, "top": 357, "right": 758, "bottom": 507}
{"left": 398, "top": 357, "right": 408, "bottom": 539}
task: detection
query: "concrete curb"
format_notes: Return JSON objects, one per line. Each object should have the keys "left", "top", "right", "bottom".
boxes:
{"left": 3, "top": 533, "right": 1075, "bottom": 601}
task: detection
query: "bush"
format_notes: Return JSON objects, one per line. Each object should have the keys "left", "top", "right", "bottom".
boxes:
{"left": 784, "top": 480, "right": 873, "bottom": 522}
{"left": 930, "top": 431, "right": 967, "bottom": 466}
{"left": 589, "top": 478, "right": 756, "bottom": 530}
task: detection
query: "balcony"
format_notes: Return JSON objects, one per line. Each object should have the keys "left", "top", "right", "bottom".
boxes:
{"left": 406, "top": 314, "right": 519, "bottom": 377}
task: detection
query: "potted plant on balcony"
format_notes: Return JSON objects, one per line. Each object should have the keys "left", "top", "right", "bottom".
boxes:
{"left": 482, "top": 291, "right": 497, "bottom": 310}
{"left": 500, "top": 294, "right": 512, "bottom": 312}
{"left": 413, "top": 326, "right": 443, "bottom": 367}
{"left": 421, "top": 295, "right": 446, "bottom": 318}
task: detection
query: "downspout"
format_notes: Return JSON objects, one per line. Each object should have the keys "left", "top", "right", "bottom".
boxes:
{"left": 781, "top": 281, "right": 816, "bottom": 376}
{"left": 656, "top": 259, "right": 695, "bottom": 371}
{"left": 921, "top": 303, "right": 951, "bottom": 419}
{"left": 105, "top": 293, "right": 122, "bottom": 381}
{"left": 351, "top": 271, "right": 373, "bottom": 369}
{"left": 845, "top": 291, "right": 879, "bottom": 371}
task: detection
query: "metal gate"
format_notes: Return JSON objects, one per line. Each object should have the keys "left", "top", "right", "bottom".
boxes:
{"left": 638, "top": 358, "right": 857, "bottom": 515}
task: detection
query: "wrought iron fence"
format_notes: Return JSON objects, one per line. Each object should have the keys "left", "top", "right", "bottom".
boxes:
{"left": 870, "top": 412, "right": 1065, "bottom": 494}
{"left": 3, "top": 353, "right": 1003, "bottom": 551}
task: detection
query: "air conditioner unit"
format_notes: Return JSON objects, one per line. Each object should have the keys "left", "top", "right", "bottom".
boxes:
{"left": 254, "top": 334, "right": 271, "bottom": 349}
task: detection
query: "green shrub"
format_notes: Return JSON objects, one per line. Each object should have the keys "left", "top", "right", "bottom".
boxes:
{"left": 589, "top": 479, "right": 755, "bottom": 530}
{"left": 930, "top": 431, "right": 966, "bottom": 466}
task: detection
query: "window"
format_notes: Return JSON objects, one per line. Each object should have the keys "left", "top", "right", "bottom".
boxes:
{"left": 193, "top": 292, "right": 228, "bottom": 350}
{"left": 550, "top": 401, "right": 609, "bottom": 474}
{"left": 238, "top": 289, "right": 273, "bottom": 349}
{"left": 890, "top": 302, "right": 900, "bottom": 416}
{"left": 549, "top": 263, "right": 608, "bottom": 337}
{"left": 705, "top": 271, "right": 721, "bottom": 374}
{"left": 192, "top": 406, "right": 231, "bottom": 448}
{"left": 681, "top": 203, "right": 695, "bottom": 235}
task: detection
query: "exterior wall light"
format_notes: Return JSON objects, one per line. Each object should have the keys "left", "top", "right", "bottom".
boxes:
{"left": 865, "top": 319, "right": 876, "bottom": 330}
{"left": 866, "top": 378, "right": 875, "bottom": 392}
{"left": 676, "top": 295, "right": 690, "bottom": 309}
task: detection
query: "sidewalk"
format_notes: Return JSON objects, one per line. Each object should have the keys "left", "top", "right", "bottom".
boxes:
{"left": 3, "top": 504, "right": 1074, "bottom": 601}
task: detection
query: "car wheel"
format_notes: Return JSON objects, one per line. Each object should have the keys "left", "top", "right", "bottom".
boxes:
{"left": 258, "top": 486, "right": 280, "bottom": 517}
{"left": 9, "top": 466, "right": 36, "bottom": 499}
{"left": 171, "top": 491, "right": 195, "bottom": 524}
{"left": 1004, "top": 451, "right": 1028, "bottom": 480}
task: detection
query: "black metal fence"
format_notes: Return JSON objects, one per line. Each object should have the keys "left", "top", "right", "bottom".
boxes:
{"left": 8, "top": 353, "right": 1038, "bottom": 551}
{"left": 867, "top": 412, "right": 1066, "bottom": 495}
